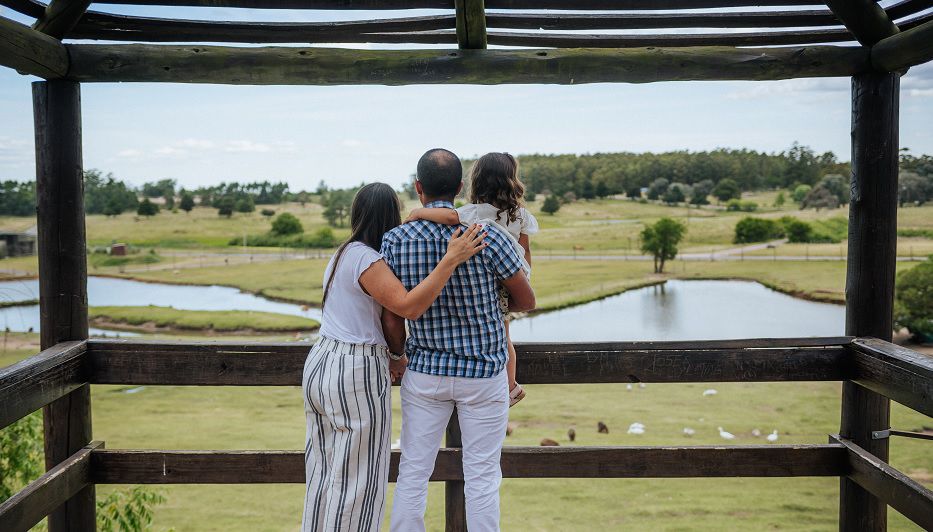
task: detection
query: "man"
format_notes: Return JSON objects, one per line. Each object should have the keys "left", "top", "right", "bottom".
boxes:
{"left": 381, "top": 148, "right": 535, "bottom": 532}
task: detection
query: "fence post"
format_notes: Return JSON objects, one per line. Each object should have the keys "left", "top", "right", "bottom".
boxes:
{"left": 33, "top": 79, "right": 95, "bottom": 532}
{"left": 445, "top": 410, "right": 467, "bottom": 532}
{"left": 840, "top": 70, "right": 899, "bottom": 532}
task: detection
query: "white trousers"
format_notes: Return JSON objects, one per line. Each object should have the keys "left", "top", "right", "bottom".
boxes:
{"left": 390, "top": 370, "right": 509, "bottom": 532}
{"left": 301, "top": 337, "right": 391, "bottom": 532}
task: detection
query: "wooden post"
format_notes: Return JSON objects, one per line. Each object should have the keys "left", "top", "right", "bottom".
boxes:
{"left": 455, "top": 0, "right": 487, "bottom": 49}
{"left": 444, "top": 411, "right": 467, "bottom": 532}
{"left": 840, "top": 70, "right": 899, "bottom": 532}
{"left": 33, "top": 79, "right": 95, "bottom": 532}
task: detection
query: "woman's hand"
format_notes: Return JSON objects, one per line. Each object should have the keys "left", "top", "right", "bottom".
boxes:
{"left": 389, "top": 355, "right": 408, "bottom": 383}
{"left": 445, "top": 224, "right": 487, "bottom": 265}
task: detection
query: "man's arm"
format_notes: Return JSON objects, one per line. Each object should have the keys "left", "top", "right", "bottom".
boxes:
{"left": 381, "top": 308, "right": 408, "bottom": 382}
{"left": 501, "top": 271, "right": 535, "bottom": 312}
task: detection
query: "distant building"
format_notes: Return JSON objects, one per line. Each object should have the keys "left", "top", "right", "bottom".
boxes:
{"left": 0, "top": 228, "right": 37, "bottom": 258}
{"left": 110, "top": 243, "right": 128, "bottom": 256}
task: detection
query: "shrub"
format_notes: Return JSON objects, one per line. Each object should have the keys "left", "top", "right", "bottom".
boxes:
{"left": 136, "top": 198, "right": 159, "bottom": 217}
{"left": 217, "top": 196, "right": 235, "bottom": 217}
{"left": 541, "top": 195, "right": 561, "bottom": 215}
{"left": 782, "top": 217, "right": 814, "bottom": 243}
{"left": 271, "top": 212, "right": 303, "bottom": 236}
{"left": 792, "top": 184, "right": 812, "bottom": 204}
{"left": 734, "top": 217, "right": 784, "bottom": 244}
{"left": 261, "top": 208, "right": 276, "bottom": 218}
{"left": 894, "top": 257, "right": 933, "bottom": 340}
{"left": 712, "top": 178, "right": 740, "bottom": 202}
{"left": 727, "top": 200, "right": 758, "bottom": 212}
{"left": 663, "top": 184, "right": 686, "bottom": 205}
{"left": 179, "top": 192, "right": 195, "bottom": 213}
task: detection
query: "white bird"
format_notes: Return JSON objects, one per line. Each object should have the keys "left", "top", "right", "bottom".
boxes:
{"left": 638, "top": 383, "right": 646, "bottom": 389}
{"left": 391, "top": 439, "right": 401, "bottom": 450}
{"left": 766, "top": 430, "right": 779, "bottom": 442}
{"left": 683, "top": 427, "right": 696, "bottom": 437}
{"left": 702, "top": 389, "right": 718, "bottom": 396}
{"left": 751, "top": 428, "right": 762, "bottom": 437}
{"left": 627, "top": 422, "right": 645, "bottom": 435}
{"left": 626, "top": 384, "right": 633, "bottom": 391}
{"left": 717, "top": 427, "right": 735, "bottom": 440}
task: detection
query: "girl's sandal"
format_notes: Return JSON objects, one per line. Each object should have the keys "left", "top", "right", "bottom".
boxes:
{"left": 509, "top": 384, "right": 526, "bottom": 407}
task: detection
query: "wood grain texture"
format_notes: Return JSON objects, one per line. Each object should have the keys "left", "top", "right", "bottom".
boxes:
{"left": 64, "top": 44, "right": 871, "bottom": 85}
{"left": 89, "top": 445, "right": 847, "bottom": 484}
{"left": 0, "top": 442, "right": 100, "bottom": 532}
{"left": 33, "top": 79, "right": 95, "bottom": 532}
{"left": 484, "top": 28, "right": 854, "bottom": 47}
{"left": 848, "top": 338, "right": 933, "bottom": 417}
{"left": 0, "top": 15, "right": 69, "bottom": 78}
{"left": 454, "top": 0, "right": 485, "bottom": 49}
{"left": 33, "top": 0, "right": 92, "bottom": 39}
{"left": 840, "top": 70, "right": 900, "bottom": 532}
{"left": 89, "top": 0, "right": 821, "bottom": 9}
{"left": 824, "top": 0, "right": 899, "bottom": 46}
{"left": 872, "top": 17, "right": 933, "bottom": 72}
{"left": 0, "top": 341, "right": 87, "bottom": 430}
{"left": 832, "top": 435, "right": 933, "bottom": 531}
{"left": 485, "top": 10, "right": 843, "bottom": 30}
{"left": 85, "top": 339, "right": 849, "bottom": 385}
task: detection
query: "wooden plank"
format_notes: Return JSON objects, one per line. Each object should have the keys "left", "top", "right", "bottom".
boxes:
{"left": 831, "top": 436, "right": 933, "bottom": 531}
{"left": 64, "top": 44, "right": 870, "bottom": 85}
{"left": 483, "top": 28, "right": 853, "bottom": 48}
{"left": 0, "top": 15, "right": 69, "bottom": 78}
{"left": 824, "top": 0, "right": 899, "bottom": 46}
{"left": 455, "top": 0, "right": 485, "bottom": 50}
{"left": 0, "top": 442, "right": 100, "bottom": 532}
{"left": 68, "top": 12, "right": 456, "bottom": 43}
{"left": 33, "top": 0, "right": 92, "bottom": 39}
{"left": 0, "top": 0, "right": 46, "bottom": 18}
{"left": 89, "top": 0, "right": 822, "bottom": 9}
{"left": 0, "top": 341, "right": 87, "bottom": 430}
{"left": 848, "top": 338, "right": 933, "bottom": 417}
{"left": 90, "top": 445, "right": 846, "bottom": 484}
{"left": 86, "top": 340, "right": 849, "bottom": 385}
{"left": 33, "top": 79, "right": 95, "bottom": 532}
{"left": 885, "top": 0, "right": 932, "bottom": 22}
{"left": 872, "top": 17, "right": 933, "bottom": 72}
{"left": 486, "top": 10, "right": 843, "bottom": 30}
{"left": 840, "top": 70, "right": 900, "bottom": 532}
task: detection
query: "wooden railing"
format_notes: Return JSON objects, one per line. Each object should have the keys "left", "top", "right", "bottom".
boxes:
{"left": 1, "top": 337, "right": 931, "bottom": 531}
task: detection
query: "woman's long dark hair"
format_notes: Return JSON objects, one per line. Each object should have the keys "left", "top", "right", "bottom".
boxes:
{"left": 322, "top": 182, "right": 402, "bottom": 309}
{"left": 468, "top": 152, "right": 525, "bottom": 223}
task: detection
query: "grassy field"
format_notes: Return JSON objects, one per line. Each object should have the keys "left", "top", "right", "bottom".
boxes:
{"left": 2, "top": 335, "right": 928, "bottom": 531}
{"left": 88, "top": 306, "right": 319, "bottom": 333}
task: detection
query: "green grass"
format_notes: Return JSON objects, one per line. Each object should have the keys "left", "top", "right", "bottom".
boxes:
{"left": 88, "top": 306, "right": 319, "bottom": 333}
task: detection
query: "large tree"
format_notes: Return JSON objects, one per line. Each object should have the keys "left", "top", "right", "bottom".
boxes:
{"left": 640, "top": 217, "right": 687, "bottom": 274}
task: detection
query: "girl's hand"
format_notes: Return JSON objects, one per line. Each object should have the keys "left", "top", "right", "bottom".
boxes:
{"left": 403, "top": 208, "right": 423, "bottom": 224}
{"left": 445, "top": 224, "right": 487, "bottom": 265}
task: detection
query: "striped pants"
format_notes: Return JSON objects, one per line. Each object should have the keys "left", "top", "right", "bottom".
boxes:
{"left": 301, "top": 336, "right": 391, "bottom": 532}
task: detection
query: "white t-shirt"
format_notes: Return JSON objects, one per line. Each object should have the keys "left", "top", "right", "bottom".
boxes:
{"left": 318, "top": 241, "right": 387, "bottom": 347}
{"left": 456, "top": 203, "right": 538, "bottom": 273}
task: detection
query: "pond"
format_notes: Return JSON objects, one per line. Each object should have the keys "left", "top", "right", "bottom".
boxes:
{"left": 0, "top": 276, "right": 323, "bottom": 335}
{"left": 0, "top": 277, "right": 844, "bottom": 340}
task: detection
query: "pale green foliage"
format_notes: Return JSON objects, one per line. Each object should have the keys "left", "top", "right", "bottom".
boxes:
{"left": 0, "top": 412, "right": 43, "bottom": 502}
{"left": 97, "top": 487, "right": 166, "bottom": 532}
{"left": 640, "top": 217, "right": 687, "bottom": 273}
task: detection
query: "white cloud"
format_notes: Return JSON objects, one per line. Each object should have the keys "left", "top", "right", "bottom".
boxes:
{"left": 224, "top": 140, "right": 272, "bottom": 153}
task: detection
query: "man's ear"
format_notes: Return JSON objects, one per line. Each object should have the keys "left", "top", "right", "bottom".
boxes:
{"left": 415, "top": 180, "right": 423, "bottom": 195}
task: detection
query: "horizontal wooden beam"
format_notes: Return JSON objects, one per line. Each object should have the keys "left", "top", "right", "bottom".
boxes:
{"left": 485, "top": 10, "right": 843, "bottom": 30}
{"left": 0, "top": 442, "right": 100, "bottom": 532}
{"left": 0, "top": 15, "right": 70, "bottom": 78}
{"left": 885, "top": 0, "right": 931, "bottom": 22}
{"left": 87, "top": 0, "right": 823, "bottom": 9}
{"left": 483, "top": 28, "right": 852, "bottom": 48}
{"left": 871, "top": 17, "right": 933, "bottom": 72}
{"left": 831, "top": 436, "right": 933, "bottom": 530}
{"left": 0, "top": 341, "right": 87, "bottom": 430}
{"left": 64, "top": 44, "right": 870, "bottom": 85}
{"left": 86, "top": 339, "right": 849, "bottom": 385}
{"left": 68, "top": 12, "right": 456, "bottom": 43}
{"left": 90, "top": 444, "right": 846, "bottom": 484}
{"left": 824, "top": 0, "right": 899, "bottom": 46}
{"left": 33, "top": 0, "right": 92, "bottom": 39}
{"left": 0, "top": 0, "right": 46, "bottom": 18}
{"left": 848, "top": 338, "right": 933, "bottom": 417}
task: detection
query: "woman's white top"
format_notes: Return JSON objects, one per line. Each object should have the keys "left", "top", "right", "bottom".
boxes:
{"left": 456, "top": 203, "right": 538, "bottom": 274}
{"left": 317, "top": 241, "right": 387, "bottom": 347}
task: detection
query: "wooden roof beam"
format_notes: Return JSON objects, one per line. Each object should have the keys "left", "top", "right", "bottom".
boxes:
{"left": 824, "top": 0, "right": 899, "bottom": 46}
{"left": 64, "top": 44, "right": 869, "bottom": 85}
{"left": 88, "top": 0, "right": 820, "bottom": 9}
{"left": 0, "top": 15, "right": 70, "bottom": 77}
{"left": 33, "top": 0, "right": 92, "bottom": 39}
{"left": 455, "top": 0, "right": 485, "bottom": 49}
{"left": 871, "top": 16, "right": 933, "bottom": 72}
{"left": 0, "top": 0, "right": 46, "bottom": 19}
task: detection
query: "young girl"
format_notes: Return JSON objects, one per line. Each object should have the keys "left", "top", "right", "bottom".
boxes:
{"left": 406, "top": 152, "right": 537, "bottom": 406}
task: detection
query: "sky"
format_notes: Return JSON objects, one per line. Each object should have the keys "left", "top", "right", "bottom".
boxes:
{"left": 1, "top": 4, "right": 932, "bottom": 191}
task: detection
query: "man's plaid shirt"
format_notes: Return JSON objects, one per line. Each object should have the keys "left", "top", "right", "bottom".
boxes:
{"left": 380, "top": 201, "right": 524, "bottom": 378}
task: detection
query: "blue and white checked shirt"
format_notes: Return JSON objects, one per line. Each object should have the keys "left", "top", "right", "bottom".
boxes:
{"left": 380, "top": 201, "right": 524, "bottom": 378}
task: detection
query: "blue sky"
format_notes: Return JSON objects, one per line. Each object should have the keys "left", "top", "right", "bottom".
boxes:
{"left": 1, "top": 5, "right": 931, "bottom": 190}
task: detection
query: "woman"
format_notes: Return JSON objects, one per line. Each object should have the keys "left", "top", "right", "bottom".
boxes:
{"left": 302, "top": 182, "right": 487, "bottom": 532}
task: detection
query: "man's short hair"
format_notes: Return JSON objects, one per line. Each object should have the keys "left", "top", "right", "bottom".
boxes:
{"left": 417, "top": 148, "right": 462, "bottom": 199}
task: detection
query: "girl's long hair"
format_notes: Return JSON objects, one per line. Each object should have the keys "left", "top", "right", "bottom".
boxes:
{"left": 322, "top": 182, "right": 402, "bottom": 309}
{"left": 468, "top": 152, "right": 525, "bottom": 223}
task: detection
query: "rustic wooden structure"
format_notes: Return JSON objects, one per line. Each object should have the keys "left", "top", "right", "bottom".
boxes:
{"left": 0, "top": 1, "right": 932, "bottom": 531}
